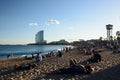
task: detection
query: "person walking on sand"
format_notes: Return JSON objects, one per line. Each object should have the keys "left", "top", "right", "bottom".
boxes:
{"left": 36, "top": 52, "right": 42, "bottom": 62}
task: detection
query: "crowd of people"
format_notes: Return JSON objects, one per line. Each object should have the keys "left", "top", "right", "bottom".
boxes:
{"left": 13, "top": 41, "right": 120, "bottom": 76}
{"left": 14, "top": 47, "right": 72, "bottom": 71}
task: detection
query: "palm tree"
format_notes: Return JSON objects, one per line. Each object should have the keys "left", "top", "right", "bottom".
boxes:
{"left": 116, "top": 31, "right": 120, "bottom": 37}
{"left": 99, "top": 36, "right": 103, "bottom": 41}
{"left": 116, "top": 31, "right": 120, "bottom": 43}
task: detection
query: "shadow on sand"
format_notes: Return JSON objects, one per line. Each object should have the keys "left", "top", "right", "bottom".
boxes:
{"left": 35, "top": 64, "right": 120, "bottom": 80}
{"left": 84, "top": 64, "right": 120, "bottom": 80}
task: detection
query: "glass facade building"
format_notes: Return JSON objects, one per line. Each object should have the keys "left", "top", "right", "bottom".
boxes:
{"left": 35, "top": 30, "right": 46, "bottom": 44}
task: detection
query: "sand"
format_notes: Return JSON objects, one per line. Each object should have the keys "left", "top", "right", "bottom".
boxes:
{"left": 0, "top": 47, "right": 120, "bottom": 80}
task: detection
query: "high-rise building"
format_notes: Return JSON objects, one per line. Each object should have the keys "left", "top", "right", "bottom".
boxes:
{"left": 35, "top": 30, "right": 46, "bottom": 44}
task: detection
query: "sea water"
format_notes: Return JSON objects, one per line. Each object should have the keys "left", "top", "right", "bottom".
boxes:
{"left": 0, "top": 45, "right": 71, "bottom": 60}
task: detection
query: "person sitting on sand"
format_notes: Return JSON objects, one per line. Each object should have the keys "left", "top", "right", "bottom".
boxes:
{"left": 113, "top": 45, "right": 118, "bottom": 53}
{"left": 7, "top": 53, "right": 13, "bottom": 59}
{"left": 59, "top": 63, "right": 93, "bottom": 75}
{"left": 90, "top": 47, "right": 95, "bottom": 54}
{"left": 87, "top": 51, "right": 101, "bottom": 62}
{"left": 57, "top": 50, "right": 62, "bottom": 58}
{"left": 7, "top": 54, "right": 11, "bottom": 59}
{"left": 117, "top": 46, "right": 120, "bottom": 53}
{"left": 114, "top": 46, "right": 120, "bottom": 53}
{"left": 14, "top": 63, "right": 36, "bottom": 70}
{"left": 69, "top": 59, "right": 77, "bottom": 67}
{"left": 36, "top": 52, "right": 42, "bottom": 62}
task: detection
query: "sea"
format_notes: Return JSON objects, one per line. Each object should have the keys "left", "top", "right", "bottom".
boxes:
{"left": 0, "top": 45, "right": 71, "bottom": 60}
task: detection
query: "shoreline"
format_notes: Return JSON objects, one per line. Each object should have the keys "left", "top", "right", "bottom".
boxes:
{"left": 0, "top": 45, "right": 72, "bottom": 60}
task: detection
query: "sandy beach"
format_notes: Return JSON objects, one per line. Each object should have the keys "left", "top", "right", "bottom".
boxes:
{"left": 0, "top": 47, "right": 120, "bottom": 80}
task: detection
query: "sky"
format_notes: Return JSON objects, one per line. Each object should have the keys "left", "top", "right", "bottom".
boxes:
{"left": 0, "top": 0, "right": 120, "bottom": 44}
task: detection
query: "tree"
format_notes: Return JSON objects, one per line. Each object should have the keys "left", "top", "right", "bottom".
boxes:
{"left": 116, "top": 31, "right": 120, "bottom": 43}
{"left": 116, "top": 31, "right": 120, "bottom": 37}
{"left": 99, "top": 36, "right": 103, "bottom": 41}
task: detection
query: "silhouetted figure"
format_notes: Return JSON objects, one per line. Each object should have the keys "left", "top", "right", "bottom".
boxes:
{"left": 88, "top": 51, "right": 101, "bottom": 62}
{"left": 32, "top": 54, "right": 34, "bottom": 59}
{"left": 57, "top": 51, "right": 62, "bottom": 58}
{"left": 7, "top": 53, "right": 13, "bottom": 59}
{"left": 7, "top": 54, "right": 11, "bottom": 59}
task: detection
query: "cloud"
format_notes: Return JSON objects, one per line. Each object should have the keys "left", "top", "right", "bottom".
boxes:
{"left": 29, "top": 22, "right": 38, "bottom": 26}
{"left": 46, "top": 20, "right": 60, "bottom": 25}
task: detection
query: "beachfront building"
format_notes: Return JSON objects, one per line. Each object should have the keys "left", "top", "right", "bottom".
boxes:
{"left": 35, "top": 30, "right": 47, "bottom": 44}
{"left": 48, "top": 39, "right": 69, "bottom": 45}
{"left": 106, "top": 24, "right": 113, "bottom": 41}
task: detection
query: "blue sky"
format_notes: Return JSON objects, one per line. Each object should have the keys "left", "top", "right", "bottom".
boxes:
{"left": 0, "top": 0, "right": 120, "bottom": 44}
